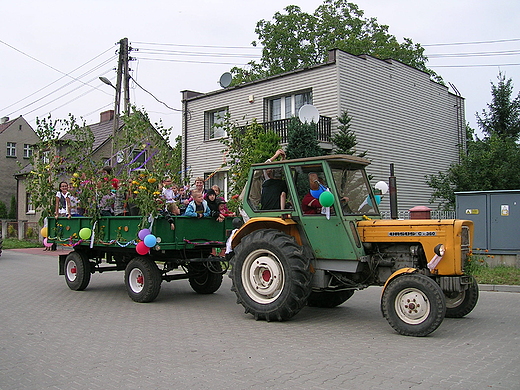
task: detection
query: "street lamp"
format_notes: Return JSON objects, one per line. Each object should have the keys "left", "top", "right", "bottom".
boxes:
{"left": 99, "top": 76, "right": 116, "bottom": 89}
{"left": 99, "top": 76, "right": 120, "bottom": 160}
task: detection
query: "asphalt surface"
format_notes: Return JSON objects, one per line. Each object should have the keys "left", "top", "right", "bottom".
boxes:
{"left": 1, "top": 248, "right": 519, "bottom": 390}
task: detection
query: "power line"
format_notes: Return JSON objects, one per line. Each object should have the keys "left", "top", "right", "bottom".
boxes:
{"left": 133, "top": 41, "right": 261, "bottom": 50}
{"left": 430, "top": 63, "right": 520, "bottom": 68}
{"left": 130, "top": 75, "right": 182, "bottom": 112}
{"left": 134, "top": 56, "right": 250, "bottom": 66}
{"left": 1, "top": 46, "right": 116, "bottom": 113}
{"left": 423, "top": 38, "right": 520, "bottom": 47}
{"left": 428, "top": 49, "right": 520, "bottom": 58}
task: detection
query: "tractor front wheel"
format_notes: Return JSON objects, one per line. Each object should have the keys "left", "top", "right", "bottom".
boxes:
{"left": 381, "top": 273, "right": 446, "bottom": 336}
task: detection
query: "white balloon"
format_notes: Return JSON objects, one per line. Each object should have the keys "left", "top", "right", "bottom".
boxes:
{"left": 375, "top": 181, "right": 389, "bottom": 194}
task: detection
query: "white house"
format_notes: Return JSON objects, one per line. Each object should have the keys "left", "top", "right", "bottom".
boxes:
{"left": 181, "top": 49, "right": 465, "bottom": 214}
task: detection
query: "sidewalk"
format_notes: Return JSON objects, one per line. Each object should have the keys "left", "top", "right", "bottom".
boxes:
{"left": 4, "top": 247, "right": 520, "bottom": 293}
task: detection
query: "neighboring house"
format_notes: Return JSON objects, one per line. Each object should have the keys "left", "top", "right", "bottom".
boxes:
{"left": 181, "top": 48, "right": 465, "bottom": 213}
{"left": 0, "top": 116, "right": 40, "bottom": 215}
{"left": 16, "top": 110, "right": 170, "bottom": 230}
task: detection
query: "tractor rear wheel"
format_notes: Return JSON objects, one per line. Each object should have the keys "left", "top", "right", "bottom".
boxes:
{"left": 230, "top": 229, "right": 311, "bottom": 321}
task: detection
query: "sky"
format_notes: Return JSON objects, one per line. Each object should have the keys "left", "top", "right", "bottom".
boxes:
{"left": 1, "top": 0, "right": 519, "bottom": 143}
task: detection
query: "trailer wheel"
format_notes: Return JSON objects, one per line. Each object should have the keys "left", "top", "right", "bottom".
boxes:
{"left": 230, "top": 229, "right": 311, "bottom": 321}
{"left": 64, "top": 251, "right": 91, "bottom": 291}
{"left": 444, "top": 276, "right": 479, "bottom": 318}
{"left": 381, "top": 273, "right": 446, "bottom": 336}
{"left": 307, "top": 290, "right": 354, "bottom": 308}
{"left": 125, "top": 257, "right": 162, "bottom": 303}
{"left": 188, "top": 262, "right": 223, "bottom": 294}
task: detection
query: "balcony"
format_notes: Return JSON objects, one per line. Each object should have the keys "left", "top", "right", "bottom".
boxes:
{"left": 239, "top": 116, "right": 332, "bottom": 144}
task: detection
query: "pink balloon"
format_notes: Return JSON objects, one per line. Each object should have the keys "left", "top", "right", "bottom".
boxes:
{"left": 43, "top": 237, "right": 53, "bottom": 247}
{"left": 136, "top": 241, "right": 149, "bottom": 255}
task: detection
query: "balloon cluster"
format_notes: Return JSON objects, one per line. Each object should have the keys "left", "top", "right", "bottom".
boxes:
{"left": 136, "top": 228, "right": 158, "bottom": 255}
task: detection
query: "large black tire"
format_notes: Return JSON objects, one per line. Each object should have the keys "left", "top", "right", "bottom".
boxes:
{"left": 230, "top": 229, "right": 311, "bottom": 321}
{"left": 444, "top": 276, "right": 479, "bottom": 318}
{"left": 64, "top": 251, "right": 91, "bottom": 291}
{"left": 307, "top": 290, "right": 355, "bottom": 308}
{"left": 381, "top": 273, "right": 446, "bottom": 337}
{"left": 188, "top": 262, "right": 223, "bottom": 294}
{"left": 125, "top": 257, "right": 162, "bottom": 303}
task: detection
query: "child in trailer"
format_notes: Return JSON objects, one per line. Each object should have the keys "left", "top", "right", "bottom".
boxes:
{"left": 161, "top": 178, "right": 180, "bottom": 215}
{"left": 205, "top": 188, "right": 225, "bottom": 222}
{"left": 217, "top": 200, "right": 236, "bottom": 218}
{"left": 55, "top": 181, "right": 72, "bottom": 219}
{"left": 184, "top": 190, "right": 210, "bottom": 219}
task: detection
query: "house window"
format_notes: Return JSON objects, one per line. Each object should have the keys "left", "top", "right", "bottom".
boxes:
{"left": 6, "top": 142, "right": 16, "bottom": 157}
{"left": 26, "top": 193, "right": 35, "bottom": 214}
{"left": 131, "top": 150, "right": 146, "bottom": 170}
{"left": 23, "top": 144, "right": 33, "bottom": 158}
{"left": 205, "top": 108, "right": 227, "bottom": 140}
{"left": 268, "top": 91, "right": 312, "bottom": 121}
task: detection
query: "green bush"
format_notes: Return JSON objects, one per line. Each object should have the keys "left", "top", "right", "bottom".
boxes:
{"left": 0, "top": 200, "right": 7, "bottom": 218}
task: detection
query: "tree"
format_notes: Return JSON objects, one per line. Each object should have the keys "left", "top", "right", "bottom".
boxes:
{"left": 26, "top": 114, "right": 96, "bottom": 223}
{"left": 477, "top": 72, "right": 520, "bottom": 140}
{"left": 8, "top": 195, "right": 16, "bottom": 220}
{"left": 230, "top": 0, "right": 439, "bottom": 85}
{"left": 286, "top": 117, "right": 324, "bottom": 159}
{"left": 330, "top": 110, "right": 366, "bottom": 157}
{"left": 426, "top": 73, "right": 520, "bottom": 209}
{"left": 219, "top": 116, "right": 282, "bottom": 196}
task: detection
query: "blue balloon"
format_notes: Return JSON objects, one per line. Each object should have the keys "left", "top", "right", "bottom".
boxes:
{"left": 143, "top": 234, "right": 157, "bottom": 248}
{"left": 367, "top": 195, "right": 382, "bottom": 207}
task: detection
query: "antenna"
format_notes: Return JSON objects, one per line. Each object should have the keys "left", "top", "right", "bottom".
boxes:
{"left": 219, "top": 72, "right": 232, "bottom": 88}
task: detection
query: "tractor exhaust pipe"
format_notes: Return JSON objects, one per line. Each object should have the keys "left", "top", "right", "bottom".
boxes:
{"left": 389, "top": 164, "right": 398, "bottom": 219}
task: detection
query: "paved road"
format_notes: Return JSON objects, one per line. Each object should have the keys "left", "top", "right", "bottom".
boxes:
{"left": 1, "top": 249, "right": 519, "bottom": 390}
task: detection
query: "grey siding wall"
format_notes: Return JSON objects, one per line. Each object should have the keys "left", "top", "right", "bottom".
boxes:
{"left": 335, "top": 51, "right": 464, "bottom": 212}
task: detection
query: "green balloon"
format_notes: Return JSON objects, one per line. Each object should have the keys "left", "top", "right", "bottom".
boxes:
{"left": 319, "top": 191, "right": 334, "bottom": 207}
{"left": 79, "top": 227, "right": 92, "bottom": 240}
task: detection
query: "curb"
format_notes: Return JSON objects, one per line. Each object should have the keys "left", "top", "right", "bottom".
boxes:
{"left": 479, "top": 284, "right": 520, "bottom": 293}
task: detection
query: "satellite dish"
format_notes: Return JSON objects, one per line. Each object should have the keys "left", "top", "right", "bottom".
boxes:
{"left": 298, "top": 104, "right": 320, "bottom": 123}
{"left": 219, "top": 72, "right": 232, "bottom": 88}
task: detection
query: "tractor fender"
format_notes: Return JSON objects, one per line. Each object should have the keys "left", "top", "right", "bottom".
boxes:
{"left": 230, "top": 217, "right": 303, "bottom": 250}
{"left": 381, "top": 268, "right": 418, "bottom": 296}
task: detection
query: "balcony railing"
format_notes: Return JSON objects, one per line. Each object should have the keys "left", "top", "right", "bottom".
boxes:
{"left": 238, "top": 116, "right": 332, "bottom": 144}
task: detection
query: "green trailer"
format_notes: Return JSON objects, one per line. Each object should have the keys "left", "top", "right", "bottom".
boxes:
{"left": 48, "top": 215, "right": 235, "bottom": 302}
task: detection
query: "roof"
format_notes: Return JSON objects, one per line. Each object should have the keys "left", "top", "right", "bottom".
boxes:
{"left": 59, "top": 117, "right": 116, "bottom": 152}
{"left": 0, "top": 116, "right": 22, "bottom": 134}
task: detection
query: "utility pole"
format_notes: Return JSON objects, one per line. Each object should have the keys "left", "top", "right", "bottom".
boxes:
{"left": 111, "top": 37, "right": 130, "bottom": 160}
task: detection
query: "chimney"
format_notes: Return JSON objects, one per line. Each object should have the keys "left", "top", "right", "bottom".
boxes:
{"left": 1, "top": 116, "right": 9, "bottom": 124}
{"left": 100, "top": 110, "right": 114, "bottom": 123}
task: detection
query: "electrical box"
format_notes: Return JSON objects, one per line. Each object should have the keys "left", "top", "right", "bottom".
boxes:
{"left": 456, "top": 190, "right": 520, "bottom": 252}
